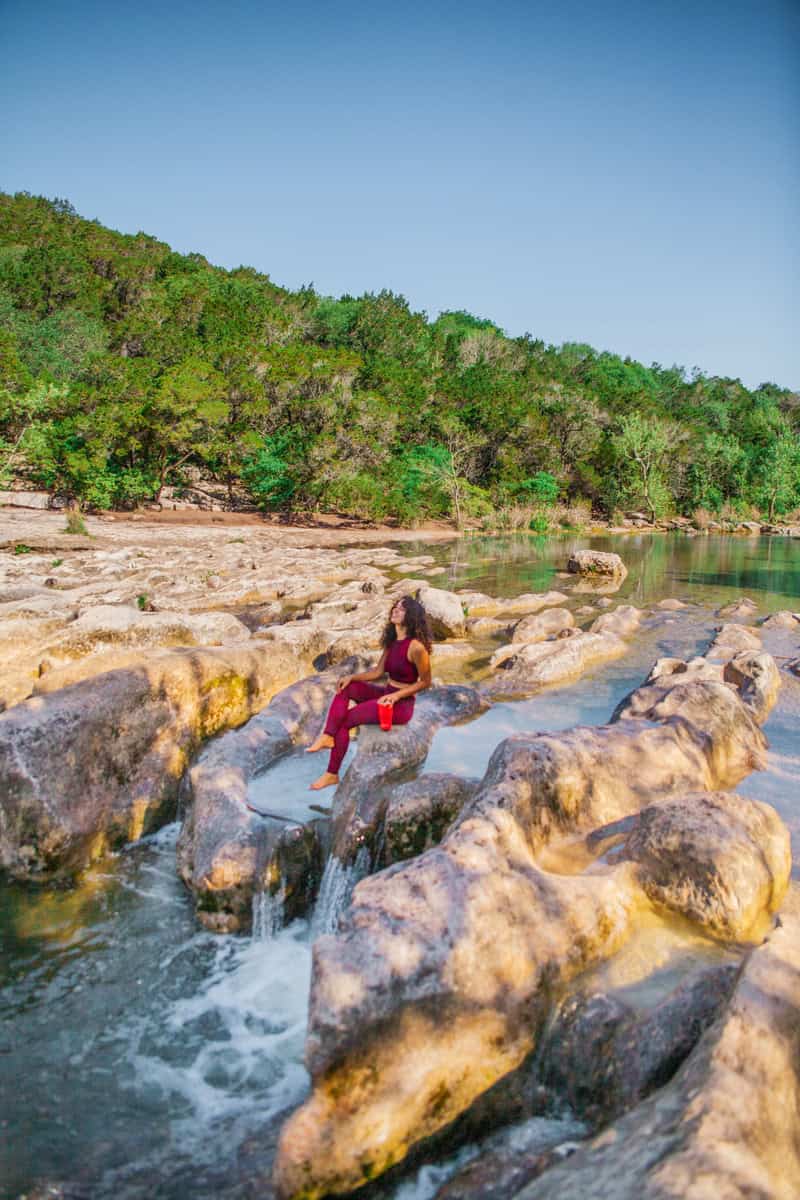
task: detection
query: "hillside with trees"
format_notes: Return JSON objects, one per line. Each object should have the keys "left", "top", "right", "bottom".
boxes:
{"left": 1, "top": 191, "right": 798, "bottom": 527}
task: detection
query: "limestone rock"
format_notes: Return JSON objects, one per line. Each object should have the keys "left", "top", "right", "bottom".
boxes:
{"left": 0, "top": 641, "right": 298, "bottom": 880}
{"left": 466, "top": 615, "right": 516, "bottom": 639}
{"left": 620, "top": 791, "right": 790, "bottom": 938}
{"left": 330, "top": 685, "right": 487, "bottom": 865}
{"left": 716, "top": 596, "right": 758, "bottom": 620}
{"left": 415, "top": 585, "right": 466, "bottom": 638}
{"left": 483, "top": 630, "right": 627, "bottom": 698}
{"left": 539, "top": 962, "right": 738, "bottom": 1125}
{"left": 492, "top": 590, "right": 570, "bottom": 617}
{"left": 37, "top": 604, "right": 251, "bottom": 669}
{"left": 590, "top": 604, "right": 642, "bottom": 638}
{"left": 178, "top": 663, "right": 364, "bottom": 931}
{"left": 760, "top": 610, "right": 800, "bottom": 631}
{"left": 511, "top": 889, "right": 800, "bottom": 1200}
{"left": 511, "top": 608, "right": 575, "bottom": 643}
{"left": 272, "top": 666, "right": 775, "bottom": 1198}
{"left": 455, "top": 590, "right": 501, "bottom": 617}
{"left": 722, "top": 650, "right": 782, "bottom": 724}
{"left": 567, "top": 550, "right": 627, "bottom": 580}
{"left": 384, "top": 774, "right": 479, "bottom": 864}
{"left": 0, "top": 489, "right": 53, "bottom": 509}
{"left": 708, "top": 622, "right": 762, "bottom": 659}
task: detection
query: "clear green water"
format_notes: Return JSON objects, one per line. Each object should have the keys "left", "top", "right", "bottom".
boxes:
{"left": 2, "top": 533, "right": 798, "bottom": 1198}
{"left": 398, "top": 531, "right": 800, "bottom": 612}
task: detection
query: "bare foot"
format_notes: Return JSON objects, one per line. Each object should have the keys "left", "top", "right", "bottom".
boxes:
{"left": 310, "top": 772, "right": 339, "bottom": 790}
{"left": 306, "top": 733, "right": 334, "bottom": 754}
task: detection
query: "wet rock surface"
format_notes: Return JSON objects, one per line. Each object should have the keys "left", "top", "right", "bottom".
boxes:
{"left": 383, "top": 774, "right": 480, "bottom": 865}
{"left": 177, "top": 661, "right": 366, "bottom": 931}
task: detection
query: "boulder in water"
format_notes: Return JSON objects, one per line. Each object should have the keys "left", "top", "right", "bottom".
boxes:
{"left": 590, "top": 604, "right": 643, "bottom": 639}
{"left": 716, "top": 596, "right": 758, "bottom": 620}
{"left": 415, "top": 585, "right": 467, "bottom": 638}
{"left": 567, "top": 550, "right": 627, "bottom": 580}
{"left": 511, "top": 608, "right": 575, "bottom": 643}
{"left": 482, "top": 630, "right": 627, "bottom": 699}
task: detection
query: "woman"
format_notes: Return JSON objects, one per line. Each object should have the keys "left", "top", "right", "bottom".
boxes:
{"left": 307, "top": 594, "right": 433, "bottom": 790}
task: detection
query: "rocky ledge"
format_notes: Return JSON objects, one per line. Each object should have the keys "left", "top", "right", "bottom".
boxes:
{"left": 273, "top": 641, "right": 787, "bottom": 1199}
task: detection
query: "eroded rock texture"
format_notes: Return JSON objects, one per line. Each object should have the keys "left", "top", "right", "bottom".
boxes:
{"left": 511, "top": 889, "right": 800, "bottom": 1200}
{"left": 273, "top": 657, "right": 783, "bottom": 1199}
{"left": 0, "top": 642, "right": 297, "bottom": 880}
{"left": 178, "top": 662, "right": 366, "bottom": 931}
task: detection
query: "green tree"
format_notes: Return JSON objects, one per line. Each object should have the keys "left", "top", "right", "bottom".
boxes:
{"left": 612, "top": 412, "right": 677, "bottom": 520}
{"left": 750, "top": 425, "right": 800, "bottom": 520}
{"left": 146, "top": 357, "right": 229, "bottom": 497}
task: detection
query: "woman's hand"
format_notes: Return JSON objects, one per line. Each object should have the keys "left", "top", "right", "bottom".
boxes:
{"left": 337, "top": 674, "right": 353, "bottom": 692}
{"left": 378, "top": 692, "right": 399, "bottom": 706}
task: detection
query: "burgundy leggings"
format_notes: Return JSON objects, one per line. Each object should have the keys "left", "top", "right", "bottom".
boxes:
{"left": 323, "top": 680, "right": 416, "bottom": 774}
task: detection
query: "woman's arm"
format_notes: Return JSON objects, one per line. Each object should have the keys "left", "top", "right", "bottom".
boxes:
{"left": 379, "top": 640, "right": 432, "bottom": 704}
{"left": 337, "top": 651, "right": 387, "bottom": 690}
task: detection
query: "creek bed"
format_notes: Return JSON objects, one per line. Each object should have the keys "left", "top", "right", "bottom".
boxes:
{"left": 2, "top": 533, "right": 799, "bottom": 1197}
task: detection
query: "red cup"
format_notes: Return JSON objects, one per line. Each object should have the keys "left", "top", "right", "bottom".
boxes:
{"left": 378, "top": 700, "right": 393, "bottom": 731}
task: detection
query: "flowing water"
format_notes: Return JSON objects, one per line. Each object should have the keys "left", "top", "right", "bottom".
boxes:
{"left": 2, "top": 534, "right": 799, "bottom": 1198}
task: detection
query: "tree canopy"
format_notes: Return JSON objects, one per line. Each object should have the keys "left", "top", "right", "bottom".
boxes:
{"left": 1, "top": 190, "right": 797, "bottom": 525}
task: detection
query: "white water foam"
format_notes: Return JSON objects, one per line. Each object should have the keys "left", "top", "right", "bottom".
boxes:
{"left": 119, "top": 919, "right": 312, "bottom": 1164}
{"left": 311, "top": 845, "right": 372, "bottom": 938}
{"left": 252, "top": 883, "right": 286, "bottom": 940}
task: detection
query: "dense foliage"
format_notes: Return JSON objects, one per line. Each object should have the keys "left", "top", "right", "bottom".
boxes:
{"left": 1, "top": 192, "right": 798, "bottom": 525}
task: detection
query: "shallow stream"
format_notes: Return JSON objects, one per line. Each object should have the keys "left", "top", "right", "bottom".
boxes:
{"left": 2, "top": 533, "right": 798, "bottom": 1198}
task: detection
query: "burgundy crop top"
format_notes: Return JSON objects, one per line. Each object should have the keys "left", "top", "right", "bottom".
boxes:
{"left": 385, "top": 637, "right": 419, "bottom": 684}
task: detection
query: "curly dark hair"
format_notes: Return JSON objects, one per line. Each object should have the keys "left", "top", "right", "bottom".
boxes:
{"left": 381, "top": 594, "right": 433, "bottom": 653}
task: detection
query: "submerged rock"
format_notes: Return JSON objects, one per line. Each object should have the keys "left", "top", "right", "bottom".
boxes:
{"left": 482, "top": 630, "right": 628, "bottom": 699}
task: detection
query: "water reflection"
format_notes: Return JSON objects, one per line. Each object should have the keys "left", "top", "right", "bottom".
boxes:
{"left": 397, "top": 533, "right": 800, "bottom": 613}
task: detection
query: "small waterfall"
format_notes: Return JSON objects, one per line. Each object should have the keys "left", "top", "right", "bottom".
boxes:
{"left": 252, "top": 883, "right": 286, "bottom": 940}
{"left": 311, "top": 846, "right": 372, "bottom": 938}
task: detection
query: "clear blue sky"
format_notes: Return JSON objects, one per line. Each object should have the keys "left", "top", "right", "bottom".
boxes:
{"left": 2, "top": 0, "right": 798, "bottom": 388}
